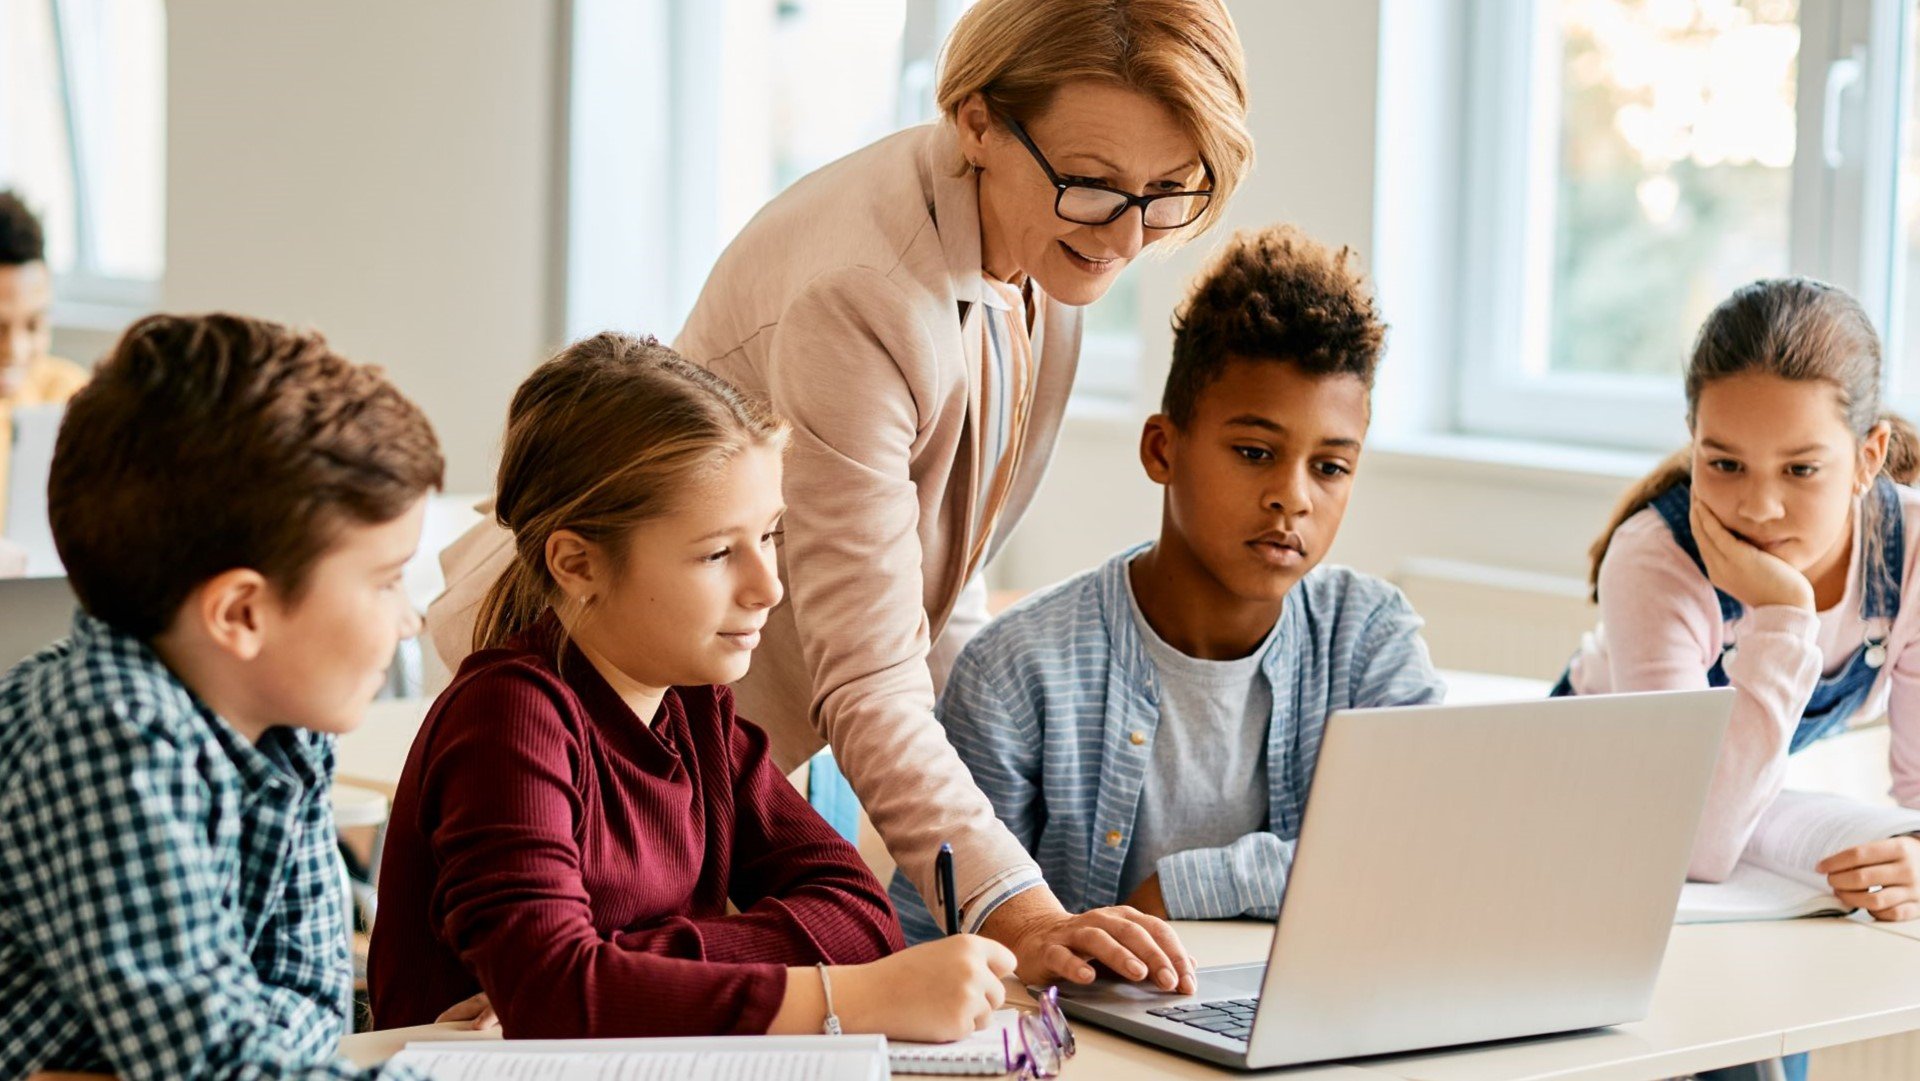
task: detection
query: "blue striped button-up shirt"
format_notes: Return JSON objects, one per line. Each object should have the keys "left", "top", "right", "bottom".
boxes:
{"left": 890, "top": 545, "right": 1445, "bottom": 938}
{"left": 0, "top": 611, "right": 413, "bottom": 1080}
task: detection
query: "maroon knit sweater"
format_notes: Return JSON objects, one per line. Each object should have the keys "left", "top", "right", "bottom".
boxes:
{"left": 368, "top": 632, "right": 904, "bottom": 1036}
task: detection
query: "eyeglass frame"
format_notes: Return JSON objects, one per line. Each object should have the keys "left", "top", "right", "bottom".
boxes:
{"left": 1007, "top": 985, "right": 1078, "bottom": 1080}
{"left": 996, "top": 112, "right": 1213, "bottom": 230}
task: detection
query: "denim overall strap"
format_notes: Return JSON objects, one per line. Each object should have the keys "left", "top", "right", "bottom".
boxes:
{"left": 1787, "top": 476, "right": 1906, "bottom": 752}
{"left": 1643, "top": 483, "right": 1742, "bottom": 688}
{"left": 1548, "top": 482, "right": 1737, "bottom": 697}
{"left": 1648, "top": 483, "right": 1747, "bottom": 627}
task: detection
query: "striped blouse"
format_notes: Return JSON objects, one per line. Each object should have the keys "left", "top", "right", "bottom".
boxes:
{"left": 966, "top": 275, "right": 1042, "bottom": 579}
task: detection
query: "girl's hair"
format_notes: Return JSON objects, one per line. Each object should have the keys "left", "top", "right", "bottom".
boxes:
{"left": 934, "top": 0, "right": 1252, "bottom": 239}
{"left": 1587, "top": 278, "right": 1920, "bottom": 599}
{"left": 472, "top": 333, "right": 788, "bottom": 651}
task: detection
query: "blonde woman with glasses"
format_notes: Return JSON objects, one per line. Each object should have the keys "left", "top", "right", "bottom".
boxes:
{"left": 431, "top": 0, "right": 1252, "bottom": 997}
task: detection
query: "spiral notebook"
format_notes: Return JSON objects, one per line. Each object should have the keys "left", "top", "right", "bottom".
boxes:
{"left": 887, "top": 1009, "right": 1023, "bottom": 1075}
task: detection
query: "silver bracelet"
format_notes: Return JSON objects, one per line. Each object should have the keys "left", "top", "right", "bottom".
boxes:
{"left": 817, "top": 962, "right": 843, "bottom": 1036}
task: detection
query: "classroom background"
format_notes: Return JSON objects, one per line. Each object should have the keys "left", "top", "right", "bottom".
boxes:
{"left": 10, "top": 0, "right": 1920, "bottom": 1076}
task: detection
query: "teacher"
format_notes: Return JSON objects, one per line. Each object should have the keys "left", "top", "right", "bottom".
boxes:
{"left": 431, "top": 0, "right": 1251, "bottom": 991}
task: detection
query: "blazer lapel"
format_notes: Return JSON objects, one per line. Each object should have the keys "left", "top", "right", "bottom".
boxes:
{"left": 921, "top": 123, "right": 989, "bottom": 630}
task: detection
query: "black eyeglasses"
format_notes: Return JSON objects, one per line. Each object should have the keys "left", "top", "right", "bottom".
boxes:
{"left": 999, "top": 113, "right": 1212, "bottom": 230}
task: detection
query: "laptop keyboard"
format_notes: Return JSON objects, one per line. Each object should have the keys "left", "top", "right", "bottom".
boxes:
{"left": 1146, "top": 997, "right": 1258, "bottom": 1042}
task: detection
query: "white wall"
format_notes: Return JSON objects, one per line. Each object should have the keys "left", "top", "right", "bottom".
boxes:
{"left": 162, "top": 1, "right": 567, "bottom": 493}
{"left": 143, "top": 0, "right": 1638, "bottom": 671}
{"left": 991, "top": 0, "right": 1648, "bottom": 664}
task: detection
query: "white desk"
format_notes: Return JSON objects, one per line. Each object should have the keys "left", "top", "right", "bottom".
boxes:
{"left": 337, "top": 916, "right": 1920, "bottom": 1079}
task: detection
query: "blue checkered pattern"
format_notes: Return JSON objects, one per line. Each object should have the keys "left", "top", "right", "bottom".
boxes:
{"left": 0, "top": 610, "right": 414, "bottom": 1079}
{"left": 890, "top": 545, "right": 1447, "bottom": 938}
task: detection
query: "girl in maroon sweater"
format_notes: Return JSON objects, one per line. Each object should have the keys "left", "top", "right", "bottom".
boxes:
{"left": 369, "top": 334, "right": 1013, "bottom": 1040}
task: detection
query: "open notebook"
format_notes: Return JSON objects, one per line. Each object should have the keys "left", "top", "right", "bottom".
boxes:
{"left": 387, "top": 1034, "right": 888, "bottom": 1080}
{"left": 887, "top": 1009, "right": 1023, "bottom": 1075}
{"left": 1676, "top": 790, "right": 1920, "bottom": 923}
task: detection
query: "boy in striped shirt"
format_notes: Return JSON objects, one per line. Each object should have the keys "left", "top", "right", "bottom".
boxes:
{"left": 892, "top": 225, "right": 1445, "bottom": 939}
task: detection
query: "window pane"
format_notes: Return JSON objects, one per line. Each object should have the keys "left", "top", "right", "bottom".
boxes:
{"left": 0, "top": 0, "right": 80, "bottom": 274}
{"left": 59, "top": 0, "right": 166, "bottom": 281}
{"left": 716, "top": 0, "right": 917, "bottom": 239}
{"left": 1546, "top": 0, "right": 1797, "bottom": 377}
{"left": 1898, "top": 4, "right": 1920, "bottom": 393}
{"left": 0, "top": 0, "right": 164, "bottom": 285}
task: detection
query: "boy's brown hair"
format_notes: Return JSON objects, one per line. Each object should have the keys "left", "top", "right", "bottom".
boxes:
{"left": 1163, "top": 224, "right": 1386, "bottom": 426}
{"left": 48, "top": 313, "right": 445, "bottom": 638}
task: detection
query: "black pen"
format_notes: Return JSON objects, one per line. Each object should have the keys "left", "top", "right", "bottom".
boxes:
{"left": 935, "top": 842, "right": 961, "bottom": 936}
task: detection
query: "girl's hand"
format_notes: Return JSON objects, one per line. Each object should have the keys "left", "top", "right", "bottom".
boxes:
{"left": 835, "top": 934, "right": 1017, "bottom": 1042}
{"left": 1689, "top": 499, "right": 1815, "bottom": 612}
{"left": 1817, "top": 835, "right": 1920, "bottom": 921}
{"left": 434, "top": 990, "right": 501, "bottom": 1030}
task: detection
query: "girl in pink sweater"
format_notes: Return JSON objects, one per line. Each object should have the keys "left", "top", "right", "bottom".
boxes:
{"left": 1560, "top": 279, "right": 1920, "bottom": 921}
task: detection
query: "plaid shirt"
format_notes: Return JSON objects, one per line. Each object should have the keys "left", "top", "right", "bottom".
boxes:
{"left": 0, "top": 611, "right": 414, "bottom": 1080}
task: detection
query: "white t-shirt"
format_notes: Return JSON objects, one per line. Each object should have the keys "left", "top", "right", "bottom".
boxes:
{"left": 1119, "top": 569, "right": 1279, "bottom": 899}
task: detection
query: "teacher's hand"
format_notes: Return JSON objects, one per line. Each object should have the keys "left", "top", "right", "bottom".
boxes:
{"left": 981, "top": 885, "right": 1195, "bottom": 994}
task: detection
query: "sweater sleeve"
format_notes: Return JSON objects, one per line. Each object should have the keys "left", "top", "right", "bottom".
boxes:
{"left": 1595, "top": 514, "right": 1821, "bottom": 881}
{"left": 1888, "top": 637, "right": 1920, "bottom": 808}
{"left": 419, "top": 671, "right": 788, "bottom": 1038}
{"left": 611, "top": 700, "right": 904, "bottom": 965}
{"left": 765, "top": 268, "right": 1041, "bottom": 919}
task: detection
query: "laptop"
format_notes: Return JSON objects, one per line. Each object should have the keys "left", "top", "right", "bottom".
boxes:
{"left": 5, "top": 404, "right": 64, "bottom": 578}
{"left": 1054, "top": 688, "right": 1734, "bottom": 1070}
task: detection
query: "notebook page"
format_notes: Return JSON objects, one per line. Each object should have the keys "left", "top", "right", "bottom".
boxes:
{"left": 1675, "top": 862, "right": 1845, "bottom": 923}
{"left": 886, "top": 1008, "right": 1019, "bottom": 1074}
{"left": 390, "top": 1035, "right": 887, "bottom": 1081}
{"left": 1743, "top": 790, "right": 1920, "bottom": 885}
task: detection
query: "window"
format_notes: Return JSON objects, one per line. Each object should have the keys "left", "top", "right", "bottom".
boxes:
{"left": 0, "top": 0, "right": 166, "bottom": 310}
{"left": 567, "top": 0, "right": 1142, "bottom": 401}
{"left": 1455, "top": 0, "right": 1909, "bottom": 449}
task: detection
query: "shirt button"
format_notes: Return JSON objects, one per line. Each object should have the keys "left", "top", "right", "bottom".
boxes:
{"left": 1106, "top": 830, "right": 1124, "bottom": 847}
{"left": 1129, "top": 731, "right": 1146, "bottom": 746}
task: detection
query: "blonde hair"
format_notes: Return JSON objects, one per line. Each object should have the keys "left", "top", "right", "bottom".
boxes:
{"left": 935, "top": 0, "right": 1251, "bottom": 239}
{"left": 473, "top": 333, "right": 789, "bottom": 652}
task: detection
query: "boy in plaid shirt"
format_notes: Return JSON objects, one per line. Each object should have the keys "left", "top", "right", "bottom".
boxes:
{"left": 0, "top": 314, "right": 445, "bottom": 1079}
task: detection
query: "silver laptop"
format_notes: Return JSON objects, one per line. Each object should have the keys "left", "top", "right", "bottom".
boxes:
{"left": 1055, "top": 688, "right": 1734, "bottom": 1069}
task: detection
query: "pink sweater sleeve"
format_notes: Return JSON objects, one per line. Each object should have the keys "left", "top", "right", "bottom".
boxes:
{"left": 1886, "top": 646, "right": 1920, "bottom": 807}
{"left": 1595, "top": 514, "right": 1822, "bottom": 881}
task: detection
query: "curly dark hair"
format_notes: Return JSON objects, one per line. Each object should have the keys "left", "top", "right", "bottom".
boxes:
{"left": 0, "top": 190, "right": 46, "bottom": 266}
{"left": 49, "top": 313, "right": 446, "bottom": 638}
{"left": 1163, "top": 224, "right": 1385, "bottom": 426}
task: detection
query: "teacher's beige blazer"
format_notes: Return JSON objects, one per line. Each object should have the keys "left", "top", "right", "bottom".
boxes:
{"left": 428, "top": 122, "right": 1083, "bottom": 917}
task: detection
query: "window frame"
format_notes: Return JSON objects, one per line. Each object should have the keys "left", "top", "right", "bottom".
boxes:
{"left": 1451, "top": 0, "right": 1911, "bottom": 451}
{"left": 39, "top": 0, "right": 163, "bottom": 313}
{"left": 566, "top": 0, "right": 1146, "bottom": 405}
